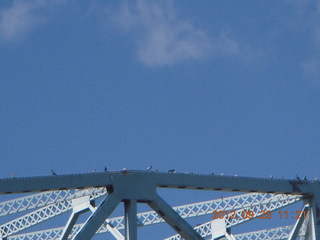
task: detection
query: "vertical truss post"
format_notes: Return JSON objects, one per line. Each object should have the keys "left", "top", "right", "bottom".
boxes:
{"left": 308, "top": 204, "right": 316, "bottom": 240}
{"left": 124, "top": 200, "right": 137, "bottom": 240}
{"left": 300, "top": 208, "right": 312, "bottom": 240}
{"left": 313, "top": 191, "right": 320, "bottom": 240}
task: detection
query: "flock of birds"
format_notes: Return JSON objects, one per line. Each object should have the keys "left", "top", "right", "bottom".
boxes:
{"left": 48, "top": 168, "right": 317, "bottom": 182}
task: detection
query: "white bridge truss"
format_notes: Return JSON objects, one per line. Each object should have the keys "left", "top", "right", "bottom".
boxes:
{"left": 0, "top": 171, "right": 319, "bottom": 240}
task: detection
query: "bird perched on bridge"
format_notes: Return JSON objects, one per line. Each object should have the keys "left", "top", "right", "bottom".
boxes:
{"left": 146, "top": 165, "right": 152, "bottom": 171}
{"left": 104, "top": 166, "right": 108, "bottom": 172}
{"left": 122, "top": 168, "right": 128, "bottom": 174}
{"left": 295, "top": 175, "right": 301, "bottom": 182}
{"left": 51, "top": 170, "right": 57, "bottom": 176}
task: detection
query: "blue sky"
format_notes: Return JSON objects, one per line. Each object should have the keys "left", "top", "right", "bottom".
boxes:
{"left": 1, "top": 0, "right": 319, "bottom": 179}
{"left": 0, "top": 0, "right": 320, "bottom": 237}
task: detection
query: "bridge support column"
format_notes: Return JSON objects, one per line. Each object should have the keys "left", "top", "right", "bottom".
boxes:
{"left": 313, "top": 192, "right": 320, "bottom": 240}
{"left": 124, "top": 200, "right": 137, "bottom": 240}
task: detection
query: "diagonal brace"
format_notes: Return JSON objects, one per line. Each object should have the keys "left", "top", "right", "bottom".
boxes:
{"left": 61, "top": 196, "right": 93, "bottom": 240}
{"left": 288, "top": 204, "right": 310, "bottom": 240}
{"left": 147, "top": 194, "right": 204, "bottom": 240}
{"left": 73, "top": 193, "right": 121, "bottom": 240}
{"left": 61, "top": 211, "right": 82, "bottom": 240}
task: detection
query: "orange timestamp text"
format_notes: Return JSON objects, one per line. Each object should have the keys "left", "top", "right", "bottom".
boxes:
{"left": 212, "top": 210, "right": 307, "bottom": 220}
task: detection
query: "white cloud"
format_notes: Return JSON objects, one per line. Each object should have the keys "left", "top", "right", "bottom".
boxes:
{"left": 0, "top": 0, "right": 62, "bottom": 42}
{"left": 214, "top": 32, "right": 241, "bottom": 57}
{"left": 137, "top": 20, "right": 213, "bottom": 66}
{"left": 112, "top": 0, "right": 214, "bottom": 66}
{"left": 314, "top": 26, "right": 320, "bottom": 50}
{"left": 0, "top": 1, "right": 39, "bottom": 42}
{"left": 302, "top": 58, "right": 320, "bottom": 85}
{"left": 288, "top": 0, "right": 320, "bottom": 83}
{"left": 0, "top": 0, "right": 250, "bottom": 67}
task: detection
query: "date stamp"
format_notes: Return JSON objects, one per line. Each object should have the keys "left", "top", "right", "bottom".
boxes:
{"left": 212, "top": 210, "right": 306, "bottom": 220}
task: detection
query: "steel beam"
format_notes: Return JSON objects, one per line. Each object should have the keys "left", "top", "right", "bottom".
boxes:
{"left": 61, "top": 211, "right": 81, "bottom": 240}
{"left": 0, "top": 173, "right": 112, "bottom": 194}
{"left": 0, "top": 171, "right": 318, "bottom": 196}
{"left": 73, "top": 193, "right": 120, "bottom": 240}
{"left": 124, "top": 200, "right": 137, "bottom": 240}
{"left": 154, "top": 173, "right": 318, "bottom": 195}
{"left": 147, "top": 194, "right": 204, "bottom": 240}
{"left": 0, "top": 188, "right": 105, "bottom": 217}
{"left": 308, "top": 204, "right": 316, "bottom": 240}
{"left": 288, "top": 205, "right": 309, "bottom": 240}
{"left": 312, "top": 190, "right": 320, "bottom": 240}
{"left": 0, "top": 171, "right": 319, "bottom": 240}
{"left": 8, "top": 193, "right": 301, "bottom": 240}
{"left": 61, "top": 196, "right": 92, "bottom": 240}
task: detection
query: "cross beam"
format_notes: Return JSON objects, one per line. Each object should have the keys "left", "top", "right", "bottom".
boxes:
{"left": 0, "top": 171, "right": 318, "bottom": 195}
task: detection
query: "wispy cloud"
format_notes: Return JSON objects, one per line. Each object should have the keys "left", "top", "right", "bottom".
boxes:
{"left": 0, "top": 0, "right": 251, "bottom": 67}
{"left": 112, "top": 0, "right": 249, "bottom": 67}
{"left": 288, "top": 0, "right": 320, "bottom": 83}
{"left": 0, "top": 0, "right": 40, "bottom": 42}
{"left": 112, "top": 0, "right": 213, "bottom": 66}
{"left": 302, "top": 58, "right": 320, "bottom": 85}
{"left": 0, "top": 0, "right": 61, "bottom": 42}
{"left": 314, "top": 23, "right": 320, "bottom": 53}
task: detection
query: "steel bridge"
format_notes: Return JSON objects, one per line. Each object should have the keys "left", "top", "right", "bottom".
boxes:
{"left": 0, "top": 170, "right": 319, "bottom": 239}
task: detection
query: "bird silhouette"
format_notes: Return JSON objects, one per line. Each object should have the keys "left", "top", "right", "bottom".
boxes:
{"left": 122, "top": 168, "right": 128, "bottom": 174}
{"left": 104, "top": 166, "right": 108, "bottom": 172}
{"left": 146, "top": 165, "right": 152, "bottom": 171}
{"left": 51, "top": 170, "right": 57, "bottom": 176}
